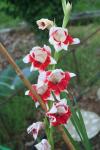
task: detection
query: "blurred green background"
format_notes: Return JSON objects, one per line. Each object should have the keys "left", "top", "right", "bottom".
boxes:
{"left": 0, "top": 0, "right": 100, "bottom": 149}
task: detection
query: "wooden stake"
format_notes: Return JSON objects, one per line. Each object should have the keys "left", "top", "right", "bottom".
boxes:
{"left": 57, "top": 126, "right": 75, "bottom": 150}
{"left": 0, "top": 43, "right": 75, "bottom": 150}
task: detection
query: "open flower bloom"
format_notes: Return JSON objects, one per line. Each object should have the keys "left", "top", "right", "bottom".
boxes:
{"left": 35, "top": 139, "right": 51, "bottom": 150}
{"left": 25, "top": 83, "right": 52, "bottom": 107}
{"left": 27, "top": 122, "right": 44, "bottom": 140}
{"left": 23, "top": 45, "right": 56, "bottom": 71}
{"left": 36, "top": 18, "right": 53, "bottom": 30}
{"left": 38, "top": 69, "right": 76, "bottom": 95}
{"left": 49, "top": 27, "right": 80, "bottom": 51}
{"left": 46, "top": 101, "right": 71, "bottom": 126}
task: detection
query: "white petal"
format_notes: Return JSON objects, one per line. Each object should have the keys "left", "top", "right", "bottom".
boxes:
{"left": 64, "top": 89, "right": 69, "bottom": 94}
{"left": 61, "top": 43, "right": 68, "bottom": 51}
{"left": 48, "top": 69, "right": 64, "bottom": 83}
{"left": 47, "top": 94, "right": 55, "bottom": 101}
{"left": 49, "top": 37, "right": 55, "bottom": 45}
{"left": 27, "top": 123, "right": 35, "bottom": 134}
{"left": 49, "top": 26, "right": 57, "bottom": 36}
{"left": 37, "top": 71, "right": 46, "bottom": 83}
{"left": 44, "top": 45, "right": 51, "bottom": 53}
{"left": 30, "top": 63, "right": 37, "bottom": 72}
{"left": 35, "top": 139, "right": 51, "bottom": 150}
{"left": 49, "top": 26, "right": 68, "bottom": 36}
{"left": 55, "top": 95, "right": 60, "bottom": 101}
{"left": 25, "top": 90, "right": 29, "bottom": 95}
{"left": 33, "top": 132, "right": 38, "bottom": 140}
{"left": 60, "top": 98, "right": 68, "bottom": 105}
{"left": 57, "top": 105, "right": 67, "bottom": 113}
{"left": 35, "top": 143, "right": 43, "bottom": 150}
{"left": 47, "top": 104, "right": 57, "bottom": 114}
{"left": 35, "top": 102, "right": 40, "bottom": 108}
{"left": 50, "top": 57, "right": 57, "bottom": 64}
{"left": 54, "top": 44, "right": 62, "bottom": 52}
{"left": 69, "top": 73, "right": 76, "bottom": 78}
{"left": 30, "top": 46, "right": 41, "bottom": 54}
{"left": 37, "top": 84, "right": 48, "bottom": 95}
{"left": 37, "top": 81, "right": 45, "bottom": 88}
{"left": 23, "top": 54, "right": 30, "bottom": 63}
{"left": 72, "top": 38, "right": 80, "bottom": 45}
{"left": 50, "top": 116, "right": 56, "bottom": 123}
{"left": 53, "top": 69, "right": 63, "bottom": 73}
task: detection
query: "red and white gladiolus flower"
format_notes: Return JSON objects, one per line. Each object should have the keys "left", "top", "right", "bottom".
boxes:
{"left": 49, "top": 27, "right": 80, "bottom": 51}
{"left": 23, "top": 45, "right": 56, "bottom": 71}
{"left": 38, "top": 69, "right": 76, "bottom": 95}
{"left": 25, "top": 83, "right": 54, "bottom": 107}
{"left": 27, "top": 122, "right": 44, "bottom": 140}
{"left": 25, "top": 84, "right": 50, "bottom": 107}
{"left": 46, "top": 101, "right": 71, "bottom": 126}
{"left": 36, "top": 18, "right": 53, "bottom": 30}
{"left": 35, "top": 139, "right": 51, "bottom": 150}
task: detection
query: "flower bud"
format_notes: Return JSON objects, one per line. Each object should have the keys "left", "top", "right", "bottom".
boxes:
{"left": 36, "top": 18, "right": 54, "bottom": 30}
{"left": 66, "top": 1, "right": 72, "bottom": 13}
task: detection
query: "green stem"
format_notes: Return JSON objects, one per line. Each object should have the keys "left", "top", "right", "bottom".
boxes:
{"left": 62, "top": 14, "right": 69, "bottom": 28}
{"left": 52, "top": 52, "right": 60, "bottom": 70}
{"left": 44, "top": 116, "right": 54, "bottom": 150}
{"left": 49, "top": 126, "right": 54, "bottom": 150}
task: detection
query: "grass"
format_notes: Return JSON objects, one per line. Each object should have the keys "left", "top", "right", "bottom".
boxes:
{"left": 0, "top": 11, "right": 20, "bottom": 29}
{"left": 0, "top": 1, "right": 21, "bottom": 29}
{"left": 0, "top": 96, "right": 36, "bottom": 149}
{"left": 73, "top": 0, "right": 100, "bottom": 12}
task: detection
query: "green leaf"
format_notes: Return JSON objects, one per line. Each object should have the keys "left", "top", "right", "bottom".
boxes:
{"left": 0, "top": 146, "right": 11, "bottom": 150}
{"left": 63, "top": 126, "right": 80, "bottom": 150}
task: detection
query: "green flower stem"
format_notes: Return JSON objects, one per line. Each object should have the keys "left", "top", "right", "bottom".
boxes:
{"left": 52, "top": 52, "right": 60, "bottom": 70}
{"left": 62, "top": 14, "right": 69, "bottom": 28}
{"left": 49, "top": 126, "right": 54, "bottom": 150}
{"left": 44, "top": 117, "right": 54, "bottom": 150}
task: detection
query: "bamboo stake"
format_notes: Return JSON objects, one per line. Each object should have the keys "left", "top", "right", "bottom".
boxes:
{"left": 57, "top": 126, "right": 75, "bottom": 150}
{"left": 0, "top": 43, "right": 75, "bottom": 150}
